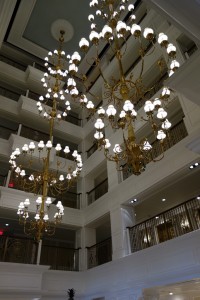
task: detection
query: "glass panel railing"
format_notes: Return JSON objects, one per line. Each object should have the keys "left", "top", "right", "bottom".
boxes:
{"left": 129, "top": 196, "right": 200, "bottom": 253}
{"left": 122, "top": 119, "right": 188, "bottom": 180}
{"left": 87, "top": 237, "right": 112, "bottom": 269}
{"left": 0, "top": 236, "right": 37, "bottom": 264}
{"left": 87, "top": 178, "right": 108, "bottom": 205}
{"left": 40, "top": 244, "right": 80, "bottom": 271}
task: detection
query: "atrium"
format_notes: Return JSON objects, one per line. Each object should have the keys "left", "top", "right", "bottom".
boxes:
{"left": 0, "top": 0, "right": 200, "bottom": 299}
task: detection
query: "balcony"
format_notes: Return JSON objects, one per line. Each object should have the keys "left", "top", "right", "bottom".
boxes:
{"left": 87, "top": 237, "right": 112, "bottom": 269}
{"left": 87, "top": 178, "right": 108, "bottom": 205}
{"left": 0, "top": 235, "right": 80, "bottom": 271}
{"left": 129, "top": 196, "right": 200, "bottom": 253}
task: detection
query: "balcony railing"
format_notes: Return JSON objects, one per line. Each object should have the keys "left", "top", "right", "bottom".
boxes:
{"left": 0, "top": 125, "right": 18, "bottom": 139}
{"left": 0, "top": 55, "right": 27, "bottom": 71}
{"left": 87, "top": 237, "right": 112, "bottom": 269}
{"left": 0, "top": 85, "right": 23, "bottom": 101}
{"left": 128, "top": 196, "right": 200, "bottom": 253}
{"left": 0, "top": 236, "right": 37, "bottom": 264}
{"left": 86, "top": 143, "right": 98, "bottom": 158}
{"left": 40, "top": 244, "right": 80, "bottom": 271}
{"left": 0, "top": 235, "right": 80, "bottom": 271}
{"left": 53, "top": 191, "right": 81, "bottom": 209}
{"left": 0, "top": 175, "right": 7, "bottom": 186}
{"left": 87, "top": 178, "right": 108, "bottom": 205}
{"left": 122, "top": 119, "right": 188, "bottom": 180}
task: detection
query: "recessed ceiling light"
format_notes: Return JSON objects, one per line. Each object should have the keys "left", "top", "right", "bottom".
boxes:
{"left": 189, "top": 162, "right": 199, "bottom": 170}
{"left": 130, "top": 198, "right": 137, "bottom": 203}
{"left": 162, "top": 198, "right": 166, "bottom": 202}
{"left": 155, "top": 216, "right": 159, "bottom": 219}
{"left": 169, "top": 292, "right": 173, "bottom": 295}
{"left": 197, "top": 196, "right": 200, "bottom": 200}
{"left": 5, "top": 224, "right": 9, "bottom": 226}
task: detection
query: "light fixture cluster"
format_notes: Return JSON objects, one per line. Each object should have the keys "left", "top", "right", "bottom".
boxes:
{"left": 10, "top": 30, "right": 83, "bottom": 242}
{"left": 189, "top": 162, "right": 199, "bottom": 170}
{"left": 71, "top": 0, "right": 180, "bottom": 175}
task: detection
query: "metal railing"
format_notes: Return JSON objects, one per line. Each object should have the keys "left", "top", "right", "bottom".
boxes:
{"left": 0, "top": 125, "right": 18, "bottom": 139}
{"left": 129, "top": 197, "right": 200, "bottom": 253}
{"left": 122, "top": 119, "right": 188, "bottom": 180}
{"left": 87, "top": 238, "right": 112, "bottom": 269}
{"left": 0, "top": 236, "right": 37, "bottom": 264}
{"left": 40, "top": 244, "right": 80, "bottom": 271}
{"left": 86, "top": 143, "right": 98, "bottom": 158}
{"left": 53, "top": 192, "right": 81, "bottom": 209}
{"left": 0, "top": 55, "right": 27, "bottom": 71}
{"left": 87, "top": 178, "right": 108, "bottom": 205}
{"left": 0, "top": 85, "right": 23, "bottom": 101}
{"left": 20, "top": 124, "right": 49, "bottom": 143}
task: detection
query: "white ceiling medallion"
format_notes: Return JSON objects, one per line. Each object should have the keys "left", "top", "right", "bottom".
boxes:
{"left": 51, "top": 19, "right": 74, "bottom": 42}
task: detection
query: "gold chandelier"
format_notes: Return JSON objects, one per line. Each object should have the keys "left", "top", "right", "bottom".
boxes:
{"left": 72, "top": 0, "right": 180, "bottom": 175}
{"left": 9, "top": 31, "right": 82, "bottom": 242}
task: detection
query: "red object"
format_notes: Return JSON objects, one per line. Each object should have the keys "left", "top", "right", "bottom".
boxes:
{"left": 8, "top": 182, "right": 14, "bottom": 188}
{"left": 0, "top": 230, "right": 4, "bottom": 236}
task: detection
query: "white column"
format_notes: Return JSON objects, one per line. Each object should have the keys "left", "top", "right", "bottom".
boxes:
{"left": 107, "top": 160, "right": 119, "bottom": 189}
{"left": 76, "top": 227, "right": 96, "bottom": 271}
{"left": 110, "top": 204, "right": 135, "bottom": 260}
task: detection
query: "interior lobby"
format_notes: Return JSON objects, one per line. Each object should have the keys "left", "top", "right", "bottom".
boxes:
{"left": 0, "top": 0, "right": 200, "bottom": 299}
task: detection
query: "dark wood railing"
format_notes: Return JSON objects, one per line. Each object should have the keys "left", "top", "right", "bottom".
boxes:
{"left": 129, "top": 196, "right": 200, "bottom": 253}
{"left": 86, "top": 143, "right": 98, "bottom": 158}
{"left": 87, "top": 178, "right": 108, "bottom": 205}
{"left": 87, "top": 238, "right": 112, "bottom": 269}
{"left": 0, "top": 236, "right": 37, "bottom": 264}
{"left": 0, "top": 55, "right": 27, "bottom": 71}
{"left": 0, "top": 85, "right": 24, "bottom": 101}
{"left": 40, "top": 244, "right": 80, "bottom": 271}
{"left": 0, "top": 125, "right": 18, "bottom": 139}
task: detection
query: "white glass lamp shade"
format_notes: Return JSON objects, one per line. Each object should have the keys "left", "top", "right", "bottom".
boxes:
{"left": 19, "top": 202, "right": 25, "bottom": 209}
{"left": 106, "top": 105, "right": 117, "bottom": 117}
{"left": 67, "top": 78, "right": 76, "bottom": 88}
{"left": 123, "top": 100, "right": 134, "bottom": 112}
{"left": 94, "top": 131, "right": 103, "bottom": 140}
{"left": 71, "top": 51, "right": 81, "bottom": 64}
{"left": 38, "top": 140, "right": 45, "bottom": 149}
{"left": 86, "top": 101, "right": 94, "bottom": 109}
{"left": 59, "top": 174, "right": 65, "bottom": 181}
{"left": 35, "top": 214, "right": 40, "bottom": 220}
{"left": 20, "top": 170, "right": 26, "bottom": 176}
{"left": 72, "top": 150, "right": 78, "bottom": 157}
{"left": 36, "top": 197, "right": 42, "bottom": 204}
{"left": 170, "top": 60, "right": 180, "bottom": 71}
{"left": 116, "top": 21, "right": 127, "bottom": 35}
{"left": 96, "top": 10, "right": 101, "bottom": 16}
{"left": 55, "top": 143, "right": 62, "bottom": 151}
{"left": 70, "top": 88, "right": 79, "bottom": 97}
{"left": 131, "top": 109, "right": 137, "bottom": 117}
{"left": 80, "top": 95, "right": 88, "bottom": 104}
{"left": 157, "top": 108, "right": 167, "bottom": 119}
{"left": 128, "top": 4, "right": 134, "bottom": 11}
{"left": 143, "top": 140, "right": 152, "bottom": 151}
{"left": 79, "top": 38, "right": 89, "bottom": 51}
{"left": 167, "top": 43, "right": 176, "bottom": 57}
{"left": 162, "top": 119, "right": 172, "bottom": 130}
{"left": 104, "top": 139, "right": 111, "bottom": 149}
{"left": 143, "top": 27, "right": 154, "bottom": 40}
{"left": 64, "top": 146, "right": 70, "bottom": 153}
{"left": 162, "top": 87, "right": 170, "bottom": 98}
{"left": 29, "top": 174, "right": 34, "bottom": 181}
{"left": 158, "top": 33, "right": 168, "bottom": 47}
{"left": 69, "top": 64, "right": 78, "bottom": 74}
{"left": 88, "top": 14, "right": 94, "bottom": 21}
{"left": 24, "top": 198, "right": 30, "bottom": 206}
{"left": 22, "top": 144, "right": 29, "bottom": 152}
{"left": 153, "top": 98, "right": 161, "bottom": 108}
{"left": 119, "top": 110, "right": 126, "bottom": 118}
{"left": 14, "top": 148, "right": 20, "bottom": 156}
{"left": 157, "top": 130, "right": 166, "bottom": 140}
{"left": 46, "top": 140, "right": 52, "bottom": 149}
{"left": 46, "top": 197, "right": 52, "bottom": 205}
{"left": 97, "top": 106, "right": 105, "bottom": 116}
{"left": 144, "top": 100, "right": 155, "bottom": 113}
{"left": 89, "top": 31, "right": 99, "bottom": 44}
{"left": 29, "top": 142, "right": 35, "bottom": 150}
{"left": 113, "top": 144, "right": 122, "bottom": 153}
{"left": 102, "top": 25, "right": 112, "bottom": 39}
{"left": 43, "top": 214, "right": 49, "bottom": 221}
{"left": 94, "top": 118, "right": 105, "bottom": 130}
{"left": 131, "top": 24, "right": 141, "bottom": 37}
